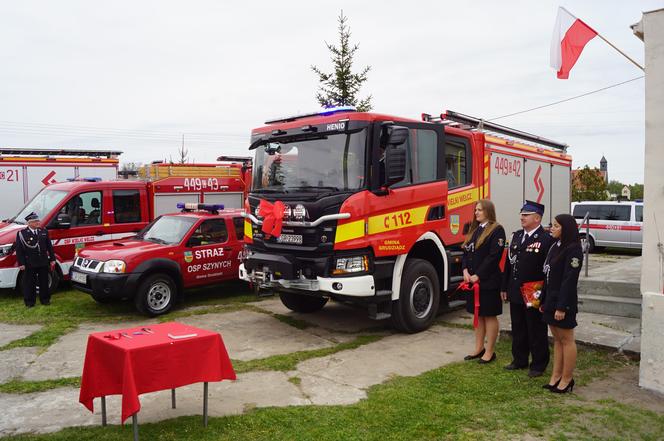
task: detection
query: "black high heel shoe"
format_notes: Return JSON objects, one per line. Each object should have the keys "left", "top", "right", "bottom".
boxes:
{"left": 464, "top": 348, "right": 485, "bottom": 361}
{"left": 542, "top": 379, "right": 561, "bottom": 390}
{"left": 551, "top": 378, "right": 575, "bottom": 394}
{"left": 478, "top": 352, "right": 496, "bottom": 364}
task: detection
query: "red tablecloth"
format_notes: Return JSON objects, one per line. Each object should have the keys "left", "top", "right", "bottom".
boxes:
{"left": 79, "top": 322, "right": 236, "bottom": 423}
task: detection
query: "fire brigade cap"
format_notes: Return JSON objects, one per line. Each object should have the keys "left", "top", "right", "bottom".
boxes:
{"left": 25, "top": 212, "right": 40, "bottom": 222}
{"left": 520, "top": 200, "right": 545, "bottom": 216}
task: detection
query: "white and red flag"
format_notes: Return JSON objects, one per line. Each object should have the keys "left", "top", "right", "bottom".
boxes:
{"left": 550, "top": 7, "right": 598, "bottom": 79}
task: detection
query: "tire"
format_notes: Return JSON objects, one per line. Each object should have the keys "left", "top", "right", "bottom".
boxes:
{"left": 48, "top": 268, "right": 61, "bottom": 295}
{"left": 279, "top": 291, "right": 328, "bottom": 313}
{"left": 135, "top": 273, "right": 176, "bottom": 316}
{"left": 391, "top": 258, "right": 440, "bottom": 333}
{"left": 580, "top": 234, "right": 595, "bottom": 253}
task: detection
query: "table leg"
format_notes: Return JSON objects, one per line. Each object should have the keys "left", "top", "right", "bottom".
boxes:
{"left": 203, "top": 382, "right": 208, "bottom": 427}
{"left": 132, "top": 413, "right": 139, "bottom": 441}
{"left": 101, "top": 396, "right": 107, "bottom": 426}
{"left": 171, "top": 388, "right": 176, "bottom": 409}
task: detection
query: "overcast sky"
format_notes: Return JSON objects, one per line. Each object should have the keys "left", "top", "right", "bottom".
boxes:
{"left": 1, "top": 0, "right": 662, "bottom": 184}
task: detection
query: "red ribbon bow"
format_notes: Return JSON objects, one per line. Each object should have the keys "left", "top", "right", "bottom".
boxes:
{"left": 458, "top": 282, "right": 480, "bottom": 328}
{"left": 259, "top": 199, "right": 285, "bottom": 238}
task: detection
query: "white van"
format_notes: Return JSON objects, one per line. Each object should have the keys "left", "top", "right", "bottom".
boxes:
{"left": 571, "top": 201, "right": 643, "bottom": 251}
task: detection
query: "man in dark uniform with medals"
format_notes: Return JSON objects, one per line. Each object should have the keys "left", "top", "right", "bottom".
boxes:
{"left": 501, "top": 201, "right": 554, "bottom": 377}
{"left": 16, "top": 212, "right": 56, "bottom": 307}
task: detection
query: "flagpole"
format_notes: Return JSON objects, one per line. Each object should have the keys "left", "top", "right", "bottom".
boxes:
{"left": 560, "top": 6, "right": 644, "bottom": 71}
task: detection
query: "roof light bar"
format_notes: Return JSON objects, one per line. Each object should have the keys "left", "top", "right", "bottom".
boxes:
{"left": 264, "top": 106, "right": 357, "bottom": 125}
{"left": 177, "top": 203, "right": 224, "bottom": 213}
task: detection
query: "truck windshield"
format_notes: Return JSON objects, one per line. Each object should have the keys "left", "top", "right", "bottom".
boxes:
{"left": 13, "top": 190, "right": 68, "bottom": 225}
{"left": 252, "top": 129, "right": 367, "bottom": 192}
{"left": 141, "top": 216, "right": 197, "bottom": 245}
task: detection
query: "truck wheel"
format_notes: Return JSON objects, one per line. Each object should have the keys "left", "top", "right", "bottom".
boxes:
{"left": 48, "top": 268, "right": 61, "bottom": 295}
{"left": 580, "top": 234, "right": 595, "bottom": 253}
{"left": 391, "top": 258, "right": 440, "bottom": 333}
{"left": 135, "top": 274, "right": 176, "bottom": 316}
{"left": 279, "top": 292, "right": 328, "bottom": 313}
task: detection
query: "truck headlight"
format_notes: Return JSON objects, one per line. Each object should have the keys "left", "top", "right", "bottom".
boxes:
{"left": 0, "top": 243, "right": 14, "bottom": 258}
{"left": 332, "top": 255, "right": 369, "bottom": 275}
{"left": 103, "top": 260, "right": 126, "bottom": 273}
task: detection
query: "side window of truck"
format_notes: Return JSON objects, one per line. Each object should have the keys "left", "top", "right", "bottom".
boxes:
{"left": 190, "top": 219, "right": 228, "bottom": 246}
{"left": 112, "top": 190, "right": 142, "bottom": 223}
{"left": 392, "top": 128, "right": 438, "bottom": 188}
{"left": 635, "top": 205, "right": 643, "bottom": 222}
{"left": 59, "top": 191, "right": 102, "bottom": 226}
{"left": 445, "top": 137, "right": 471, "bottom": 189}
{"left": 232, "top": 217, "right": 244, "bottom": 240}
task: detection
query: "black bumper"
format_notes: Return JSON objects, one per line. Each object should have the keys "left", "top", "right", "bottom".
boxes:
{"left": 244, "top": 251, "right": 330, "bottom": 279}
{"left": 70, "top": 269, "right": 137, "bottom": 301}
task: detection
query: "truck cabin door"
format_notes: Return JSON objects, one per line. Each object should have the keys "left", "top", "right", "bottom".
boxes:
{"left": 630, "top": 204, "right": 643, "bottom": 249}
{"left": 108, "top": 188, "right": 148, "bottom": 241}
{"left": 48, "top": 189, "right": 107, "bottom": 264}
{"left": 182, "top": 218, "right": 234, "bottom": 286}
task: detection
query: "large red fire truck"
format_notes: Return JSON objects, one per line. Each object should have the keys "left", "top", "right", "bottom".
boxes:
{"left": 0, "top": 162, "right": 249, "bottom": 292}
{"left": 239, "top": 107, "right": 572, "bottom": 332}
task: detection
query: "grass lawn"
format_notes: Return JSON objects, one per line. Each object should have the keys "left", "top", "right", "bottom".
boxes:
{"left": 2, "top": 340, "right": 661, "bottom": 441}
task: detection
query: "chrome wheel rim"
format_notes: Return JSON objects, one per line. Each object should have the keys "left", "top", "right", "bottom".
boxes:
{"left": 147, "top": 282, "right": 171, "bottom": 311}
{"left": 410, "top": 275, "right": 434, "bottom": 319}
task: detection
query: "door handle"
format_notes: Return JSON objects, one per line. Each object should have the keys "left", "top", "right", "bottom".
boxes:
{"left": 224, "top": 247, "right": 233, "bottom": 251}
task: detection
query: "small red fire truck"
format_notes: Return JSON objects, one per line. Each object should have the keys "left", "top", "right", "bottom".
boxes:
{"left": 0, "top": 162, "right": 248, "bottom": 292}
{"left": 70, "top": 203, "right": 245, "bottom": 315}
{"left": 239, "top": 107, "right": 572, "bottom": 332}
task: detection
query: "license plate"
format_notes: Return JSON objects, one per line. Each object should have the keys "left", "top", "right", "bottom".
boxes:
{"left": 71, "top": 271, "right": 87, "bottom": 284}
{"left": 276, "top": 234, "right": 303, "bottom": 245}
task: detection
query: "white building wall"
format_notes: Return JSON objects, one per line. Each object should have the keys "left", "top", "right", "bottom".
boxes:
{"left": 633, "top": 8, "right": 664, "bottom": 394}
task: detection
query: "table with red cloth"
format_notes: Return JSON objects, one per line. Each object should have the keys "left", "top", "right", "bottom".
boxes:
{"left": 79, "top": 321, "right": 236, "bottom": 425}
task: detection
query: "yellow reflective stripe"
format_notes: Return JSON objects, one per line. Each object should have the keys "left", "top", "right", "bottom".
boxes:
{"left": 367, "top": 206, "right": 429, "bottom": 235}
{"left": 447, "top": 188, "right": 479, "bottom": 210}
{"left": 244, "top": 219, "right": 253, "bottom": 240}
{"left": 335, "top": 219, "right": 364, "bottom": 243}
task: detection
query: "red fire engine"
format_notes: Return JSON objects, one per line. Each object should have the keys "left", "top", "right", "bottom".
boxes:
{"left": 0, "top": 162, "right": 249, "bottom": 292}
{"left": 239, "top": 107, "right": 572, "bottom": 332}
{"left": 71, "top": 203, "right": 245, "bottom": 315}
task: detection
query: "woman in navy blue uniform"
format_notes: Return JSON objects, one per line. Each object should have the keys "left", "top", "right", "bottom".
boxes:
{"left": 541, "top": 213, "right": 583, "bottom": 393}
{"left": 461, "top": 199, "right": 506, "bottom": 364}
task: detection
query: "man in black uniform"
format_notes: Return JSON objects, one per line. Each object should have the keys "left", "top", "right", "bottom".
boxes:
{"left": 501, "top": 201, "right": 554, "bottom": 377}
{"left": 16, "top": 212, "right": 56, "bottom": 307}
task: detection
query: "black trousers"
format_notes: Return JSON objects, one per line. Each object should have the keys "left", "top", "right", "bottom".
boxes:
{"left": 509, "top": 301, "right": 549, "bottom": 372}
{"left": 23, "top": 266, "right": 50, "bottom": 306}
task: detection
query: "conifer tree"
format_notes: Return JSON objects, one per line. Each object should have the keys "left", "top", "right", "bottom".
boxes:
{"left": 311, "top": 11, "right": 372, "bottom": 112}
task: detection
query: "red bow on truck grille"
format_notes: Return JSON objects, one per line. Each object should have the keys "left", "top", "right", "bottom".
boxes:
{"left": 259, "top": 199, "right": 285, "bottom": 238}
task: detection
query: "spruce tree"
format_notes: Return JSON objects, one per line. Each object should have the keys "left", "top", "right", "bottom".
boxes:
{"left": 311, "top": 11, "right": 372, "bottom": 112}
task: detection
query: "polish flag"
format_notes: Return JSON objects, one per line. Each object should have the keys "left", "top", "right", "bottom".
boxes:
{"left": 550, "top": 7, "right": 598, "bottom": 79}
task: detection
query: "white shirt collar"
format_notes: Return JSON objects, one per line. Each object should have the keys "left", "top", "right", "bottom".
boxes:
{"left": 479, "top": 221, "right": 489, "bottom": 228}
{"left": 523, "top": 225, "right": 540, "bottom": 237}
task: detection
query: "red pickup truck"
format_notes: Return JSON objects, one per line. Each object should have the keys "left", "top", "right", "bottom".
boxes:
{"left": 70, "top": 204, "right": 245, "bottom": 315}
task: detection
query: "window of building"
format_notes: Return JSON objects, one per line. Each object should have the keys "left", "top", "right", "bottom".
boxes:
{"left": 190, "top": 219, "right": 228, "bottom": 245}
{"left": 59, "top": 191, "right": 102, "bottom": 226}
{"left": 113, "top": 190, "right": 142, "bottom": 224}
{"left": 445, "top": 137, "right": 470, "bottom": 188}
{"left": 233, "top": 217, "right": 244, "bottom": 240}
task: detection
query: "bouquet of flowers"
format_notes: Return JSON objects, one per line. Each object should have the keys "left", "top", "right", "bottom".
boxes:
{"left": 520, "top": 280, "right": 544, "bottom": 309}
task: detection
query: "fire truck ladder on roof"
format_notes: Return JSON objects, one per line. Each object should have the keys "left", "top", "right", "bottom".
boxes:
{"left": 422, "top": 110, "right": 568, "bottom": 152}
{"left": 0, "top": 148, "right": 122, "bottom": 158}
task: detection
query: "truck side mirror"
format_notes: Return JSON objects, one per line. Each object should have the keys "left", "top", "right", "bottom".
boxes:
{"left": 49, "top": 213, "right": 71, "bottom": 229}
{"left": 384, "top": 146, "right": 407, "bottom": 187}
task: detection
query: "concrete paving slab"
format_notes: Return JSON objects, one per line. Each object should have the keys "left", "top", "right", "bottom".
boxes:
{"left": 254, "top": 298, "right": 389, "bottom": 333}
{"left": 22, "top": 320, "right": 153, "bottom": 382}
{"left": 0, "top": 347, "right": 39, "bottom": 383}
{"left": 296, "top": 326, "right": 474, "bottom": 392}
{"left": 0, "top": 323, "right": 42, "bottom": 347}
{"left": 0, "top": 372, "right": 308, "bottom": 435}
{"left": 179, "top": 310, "right": 338, "bottom": 361}
{"left": 292, "top": 370, "right": 367, "bottom": 405}
{"left": 621, "top": 337, "right": 641, "bottom": 356}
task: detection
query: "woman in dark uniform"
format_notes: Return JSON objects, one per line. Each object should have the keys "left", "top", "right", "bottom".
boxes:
{"left": 541, "top": 213, "right": 583, "bottom": 393}
{"left": 462, "top": 199, "right": 506, "bottom": 364}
